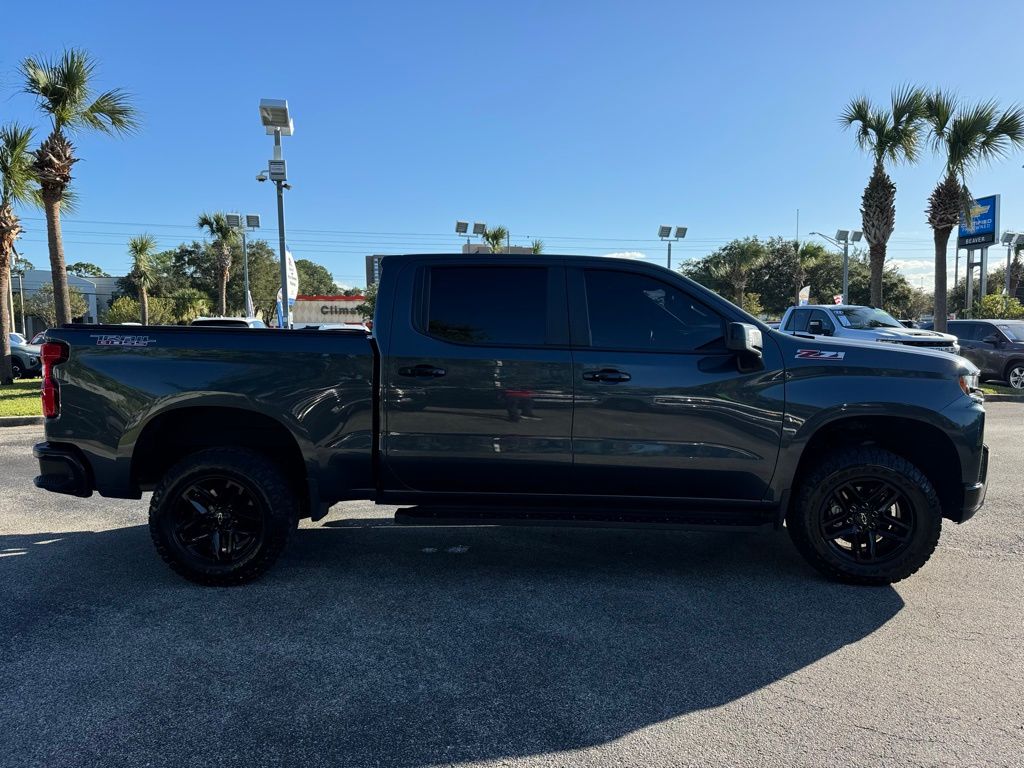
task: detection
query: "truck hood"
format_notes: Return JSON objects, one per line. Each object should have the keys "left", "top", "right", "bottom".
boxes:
{"left": 771, "top": 331, "right": 978, "bottom": 374}
{"left": 836, "top": 327, "right": 958, "bottom": 343}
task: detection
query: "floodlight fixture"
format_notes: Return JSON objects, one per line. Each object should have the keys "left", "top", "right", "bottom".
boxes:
{"left": 658, "top": 225, "right": 672, "bottom": 239}
{"left": 225, "top": 213, "right": 242, "bottom": 228}
{"left": 246, "top": 214, "right": 261, "bottom": 229}
{"left": 472, "top": 222, "right": 486, "bottom": 235}
{"left": 259, "top": 98, "right": 294, "bottom": 136}
{"left": 835, "top": 229, "right": 850, "bottom": 242}
{"left": 851, "top": 230, "right": 863, "bottom": 242}
{"left": 674, "top": 226, "right": 687, "bottom": 239}
{"left": 455, "top": 221, "right": 469, "bottom": 235}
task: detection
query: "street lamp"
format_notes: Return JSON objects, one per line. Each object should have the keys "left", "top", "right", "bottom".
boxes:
{"left": 1001, "top": 231, "right": 1021, "bottom": 308}
{"left": 226, "top": 213, "right": 261, "bottom": 316}
{"left": 810, "top": 229, "right": 862, "bottom": 303}
{"left": 658, "top": 226, "right": 687, "bottom": 269}
{"left": 456, "top": 220, "right": 488, "bottom": 252}
{"left": 258, "top": 98, "right": 294, "bottom": 327}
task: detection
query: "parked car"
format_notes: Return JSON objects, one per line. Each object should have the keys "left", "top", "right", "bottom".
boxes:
{"left": 780, "top": 304, "right": 959, "bottom": 354}
{"left": 33, "top": 254, "right": 987, "bottom": 587}
{"left": 7, "top": 332, "right": 42, "bottom": 378}
{"left": 921, "top": 319, "right": 1024, "bottom": 389}
{"left": 190, "top": 317, "right": 267, "bottom": 328}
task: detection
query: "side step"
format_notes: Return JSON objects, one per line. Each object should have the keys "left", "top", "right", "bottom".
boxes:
{"left": 394, "top": 505, "right": 775, "bottom": 531}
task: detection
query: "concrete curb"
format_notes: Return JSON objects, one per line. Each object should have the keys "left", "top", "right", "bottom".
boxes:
{"left": 0, "top": 415, "right": 43, "bottom": 427}
{"left": 983, "top": 394, "right": 1024, "bottom": 403}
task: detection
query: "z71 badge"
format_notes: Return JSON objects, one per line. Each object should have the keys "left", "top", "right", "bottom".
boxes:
{"left": 796, "top": 349, "right": 845, "bottom": 360}
{"left": 91, "top": 334, "right": 157, "bottom": 347}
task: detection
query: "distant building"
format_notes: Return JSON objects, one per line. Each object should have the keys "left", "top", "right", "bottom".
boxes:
{"left": 16, "top": 269, "right": 124, "bottom": 334}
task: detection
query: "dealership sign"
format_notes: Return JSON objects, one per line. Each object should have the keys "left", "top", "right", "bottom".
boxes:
{"left": 958, "top": 194, "right": 999, "bottom": 250}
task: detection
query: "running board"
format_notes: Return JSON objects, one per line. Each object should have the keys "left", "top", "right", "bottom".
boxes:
{"left": 393, "top": 505, "right": 774, "bottom": 531}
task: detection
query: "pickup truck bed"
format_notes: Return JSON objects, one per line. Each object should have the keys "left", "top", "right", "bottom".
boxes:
{"left": 33, "top": 254, "right": 988, "bottom": 587}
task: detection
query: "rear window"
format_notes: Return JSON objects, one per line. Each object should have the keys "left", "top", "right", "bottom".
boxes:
{"left": 425, "top": 266, "right": 547, "bottom": 346}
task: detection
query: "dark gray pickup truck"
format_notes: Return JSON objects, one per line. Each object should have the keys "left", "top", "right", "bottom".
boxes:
{"left": 33, "top": 254, "right": 988, "bottom": 586}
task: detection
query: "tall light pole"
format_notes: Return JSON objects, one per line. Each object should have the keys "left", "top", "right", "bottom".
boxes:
{"left": 1001, "top": 231, "right": 1021, "bottom": 312}
{"left": 658, "top": 226, "right": 687, "bottom": 269}
{"left": 258, "top": 99, "right": 294, "bottom": 328}
{"left": 226, "top": 213, "right": 261, "bottom": 316}
{"left": 810, "top": 229, "right": 862, "bottom": 303}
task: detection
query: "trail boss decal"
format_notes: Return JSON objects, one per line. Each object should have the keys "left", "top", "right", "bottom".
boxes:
{"left": 91, "top": 334, "right": 157, "bottom": 347}
{"left": 796, "top": 349, "right": 845, "bottom": 360}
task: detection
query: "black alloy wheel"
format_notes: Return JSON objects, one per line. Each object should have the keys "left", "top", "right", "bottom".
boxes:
{"left": 171, "top": 476, "right": 265, "bottom": 566}
{"left": 787, "top": 447, "right": 942, "bottom": 585}
{"left": 149, "top": 448, "right": 296, "bottom": 585}
{"left": 818, "top": 478, "right": 915, "bottom": 565}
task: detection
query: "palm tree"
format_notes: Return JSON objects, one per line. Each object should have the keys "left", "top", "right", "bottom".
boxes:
{"left": 709, "top": 237, "right": 767, "bottom": 307}
{"left": 923, "top": 93, "right": 1024, "bottom": 332}
{"left": 127, "top": 234, "right": 157, "bottom": 324}
{"left": 0, "top": 123, "right": 38, "bottom": 385}
{"left": 791, "top": 241, "right": 827, "bottom": 306}
{"left": 531, "top": 239, "right": 544, "bottom": 254}
{"left": 197, "top": 212, "right": 238, "bottom": 315}
{"left": 482, "top": 226, "right": 508, "bottom": 254}
{"left": 840, "top": 86, "right": 925, "bottom": 307}
{"left": 20, "top": 49, "right": 138, "bottom": 326}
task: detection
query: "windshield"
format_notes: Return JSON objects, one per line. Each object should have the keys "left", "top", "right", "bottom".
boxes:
{"left": 9, "top": 333, "right": 26, "bottom": 345}
{"left": 996, "top": 323, "right": 1024, "bottom": 342}
{"left": 832, "top": 307, "right": 903, "bottom": 330}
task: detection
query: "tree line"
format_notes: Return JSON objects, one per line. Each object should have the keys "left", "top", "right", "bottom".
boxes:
{"left": 680, "top": 236, "right": 931, "bottom": 320}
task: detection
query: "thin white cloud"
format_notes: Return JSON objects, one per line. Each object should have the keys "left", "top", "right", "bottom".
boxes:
{"left": 602, "top": 251, "right": 647, "bottom": 260}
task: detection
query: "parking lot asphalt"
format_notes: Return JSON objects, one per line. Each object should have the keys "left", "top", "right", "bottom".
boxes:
{"left": 2, "top": 404, "right": 1023, "bottom": 768}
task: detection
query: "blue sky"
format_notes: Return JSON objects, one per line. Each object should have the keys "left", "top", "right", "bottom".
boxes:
{"left": 3, "top": 0, "right": 1023, "bottom": 290}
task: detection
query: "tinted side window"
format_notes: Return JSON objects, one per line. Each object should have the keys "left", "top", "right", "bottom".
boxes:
{"left": 808, "top": 310, "right": 835, "bottom": 334}
{"left": 583, "top": 269, "right": 724, "bottom": 352}
{"left": 426, "top": 266, "right": 547, "bottom": 346}
{"left": 785, "top": 309, "right": 810, "bottom": 332}
{"left": 950, "top": 322, "right": 979, "bottom": 340}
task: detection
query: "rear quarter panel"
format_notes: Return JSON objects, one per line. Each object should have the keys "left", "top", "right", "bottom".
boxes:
{"left": 42, "top": 326, "right": 374, "bottom": 500}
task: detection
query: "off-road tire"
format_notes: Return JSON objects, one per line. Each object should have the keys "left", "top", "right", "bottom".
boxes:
{"left": 787, "top": 447, "right": 942, "bottom": 585}
{"left": 149, "top": 448, "right": 297, "bottom": 586}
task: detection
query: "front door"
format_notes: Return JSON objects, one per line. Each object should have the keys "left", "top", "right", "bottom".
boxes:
{"left": 568, "top": 266, "right": 785, "bottom": 501}
{"left": 382, "top": 261, "right": 574, "bottom": 495}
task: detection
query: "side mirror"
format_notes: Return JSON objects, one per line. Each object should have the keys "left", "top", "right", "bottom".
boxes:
{"left": 726, "top": 322, "right": 763, "bottom": 360}
{"left": 982, "top": 333, "right": 1001, "bottom": 345}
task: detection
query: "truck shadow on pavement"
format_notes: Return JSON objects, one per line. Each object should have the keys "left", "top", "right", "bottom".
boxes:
{"left": 0, "top": 520, "right": 903, "bottom": 767}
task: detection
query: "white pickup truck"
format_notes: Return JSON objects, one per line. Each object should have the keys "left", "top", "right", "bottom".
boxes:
{"left": 779, "top": 304, "right": 960, "bottom": 354}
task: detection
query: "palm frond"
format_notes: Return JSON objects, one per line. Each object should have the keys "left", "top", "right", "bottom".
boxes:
{"left": 890, "top": 83, "right": 926, "bottom": 126}
{"left": 20, "top": 49, "right": 136, "bottom": 135}
{"left": 0, "top": 122, "right": 39, "bottom": 206}
{"left": 923, "top": 89, "right": 956, "bottom": 150}
{"left": 839, "top": 96, "right": 876, "bottom": 153}
{"left": 81, "top": 89, "right": 139, "bottom": 135}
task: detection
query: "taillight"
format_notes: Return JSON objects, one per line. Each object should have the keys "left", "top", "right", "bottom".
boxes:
{"left": 41, "top": 342, "right": 68, "bottom": 419}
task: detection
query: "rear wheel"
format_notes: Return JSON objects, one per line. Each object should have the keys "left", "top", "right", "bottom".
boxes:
{"left": 787, "top": 448, "right": 941, "bottom": 585}
{"left": 1005, "top": 360, "right": 1024, "bottom": 390}
{"left": 10, "top": 358, "right": 23, "bottom": 379}
{"left": 149, "top": 448, "right": 297, "bottom": 585}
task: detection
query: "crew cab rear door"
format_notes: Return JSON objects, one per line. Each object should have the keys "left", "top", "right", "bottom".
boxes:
{"left": 380, "top": 258, "right": 573, "bottom": 495}
{"left": 567, "top": 265, "right": 785, "bottom": 501}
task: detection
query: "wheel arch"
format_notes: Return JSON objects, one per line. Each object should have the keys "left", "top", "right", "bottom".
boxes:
{"left": 130, "top": 405, "right": 314, "bottom": 516}
{"left": 784, "top": 414, "right": 963, "bottom": 523}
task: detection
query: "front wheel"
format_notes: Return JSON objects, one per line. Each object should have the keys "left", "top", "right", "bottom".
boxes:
{"left": 149, "top": 448, "right": 297, "bottom": 585}
{"left": 10, "top": 358, "right": 23, "bottom": 379}
{"left": 787, "top": 448, "right": 942, "bottom": 585}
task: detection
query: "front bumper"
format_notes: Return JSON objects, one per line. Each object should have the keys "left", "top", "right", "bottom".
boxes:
{"left": 958, "top": 444, "right": 989, "bottom": 523}
{"left": 33, "top": 442, "right": 93, "bottom": 498}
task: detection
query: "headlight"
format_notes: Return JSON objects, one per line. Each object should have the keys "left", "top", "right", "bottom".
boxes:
{"left": 959, "top": 373, "right": 979, "bottom": 395}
